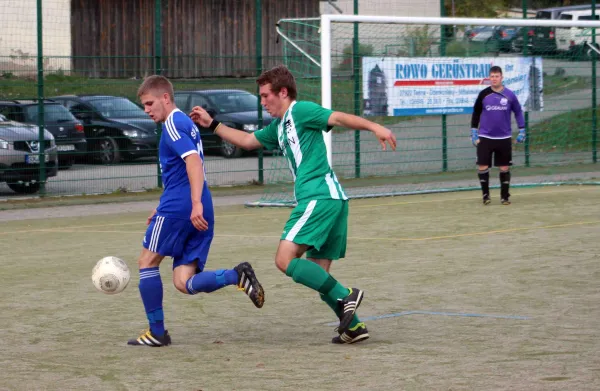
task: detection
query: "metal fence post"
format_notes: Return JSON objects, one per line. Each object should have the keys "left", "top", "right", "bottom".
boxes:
{"left": 440, "top": 0, "right": 448, "bottom": 172}
{"left": 522, "top": 0, "right": 530, "bottom": 167}
{"left": 37, "top": 0, "right": 46, "bottom": 195}
{"left": 256, "top": 0, "right": 264, "bottom": 184}
{"left": 155, "top": 0, "right": 163, "bottom": 188}
{"left": 592, "top": 0, "right": 598, "bottom": 163}
{"left": 353, "top": 0, "right": 361, "bottom": 178}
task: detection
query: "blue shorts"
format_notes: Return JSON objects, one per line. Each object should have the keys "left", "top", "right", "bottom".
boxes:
{"left": 143, "top": 215, "right": 213, "bottom": 271}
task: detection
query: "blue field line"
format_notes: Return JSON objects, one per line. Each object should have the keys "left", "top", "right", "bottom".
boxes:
{"left": 324, "top": 310, "right": 531, "bottom": 326}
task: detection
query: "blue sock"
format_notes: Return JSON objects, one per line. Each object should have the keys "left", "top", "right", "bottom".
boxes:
{"left": 139, "top": 267, "right": 165, "bottom": 337}
{"left": 186, "top": 269, "right": 238, "bottom": 294}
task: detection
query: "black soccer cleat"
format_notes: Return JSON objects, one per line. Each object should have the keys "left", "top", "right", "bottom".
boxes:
{"left": 501, "top": 198, "right": 511, "bottom": 205}
{"left": 337, "top": 287, "right": 364, "bottom": 334}
{"left": 235, "top": 262, "right": 265, "bottom": 308}
{"left": 332, "top": 322, "right": 370, "bottom": 344}
{"left": 483, "top": 194, "right": 491, "bottom": 205}
{"left": 127, "top": 329, "right": 171, "bottom": 347}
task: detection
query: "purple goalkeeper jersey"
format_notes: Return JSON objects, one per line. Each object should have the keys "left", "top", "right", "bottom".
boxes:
{"left": 471, "top": 86, "right": 525, "bottom": 139}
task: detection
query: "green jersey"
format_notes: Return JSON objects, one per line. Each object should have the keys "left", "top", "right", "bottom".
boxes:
{"left": 254, "top": 100, "right": 348, "bottom": 203}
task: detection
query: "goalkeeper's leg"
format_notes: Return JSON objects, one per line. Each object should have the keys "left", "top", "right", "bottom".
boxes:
{"left": 476, "top": 139, "right": 492, "bottom": 205}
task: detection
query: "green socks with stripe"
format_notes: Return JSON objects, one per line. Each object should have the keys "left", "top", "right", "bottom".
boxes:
{"left": 286, "top": 258, "right": 360, "bottom": 328}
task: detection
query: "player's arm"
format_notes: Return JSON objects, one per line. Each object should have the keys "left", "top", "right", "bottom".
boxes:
{"left": 471, "top": 91, "right": 484, "bottom": 129}
{"left": 184, "top": 153, "right": 208, "bottom": 231}
{"left": 511, "top": 94, "right": 526, "bottom": 143}
{"left": 189, "top": 106, "right": 263, "bottom": 150}
{"left": 470, "top": 91, "right": 485, "bottom": 146}
{"left": 327, "top": 111, "right": 396, "bottom": 151}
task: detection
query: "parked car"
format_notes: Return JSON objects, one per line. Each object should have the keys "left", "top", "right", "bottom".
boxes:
{"left": 556, "top": 10, "right": 600, "bottom": 59}
{"left": 174, "top": 89, "right": 273, "bottom": 158}
{"left": 0, "top": 114, "right": 58, "bottom": 194}
{"left": 50, "top": 95, "right": 158, "bottom": 164}
{"left": 530, "top": 5, "right": 596, "bottom": 54}
{"left": 497, "top": 26, "right": 524, "bottom": 52}
{"left": 0, "top": 99, "right": 86, "bottom": 169}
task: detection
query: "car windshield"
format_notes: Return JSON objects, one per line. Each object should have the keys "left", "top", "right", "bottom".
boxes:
{"left": 536, "top": 11, "right": 552, "bottom": 19}
{"left": 210, "top": 92, "right": 259, "bottom": 114}
{"left": 24, "top": 104, "right": 75, "bottom": 122}
{"left": 87, "top": 97, "right": 147, "bottom": 118}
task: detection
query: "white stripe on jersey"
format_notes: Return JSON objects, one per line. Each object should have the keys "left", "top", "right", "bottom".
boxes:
{"left": 332, "top": 172, "right": 348, "bottom": 200}
{"left": 286, "top": 103, "right": 303, "bottom": 170}
{"left": 165, "top": 113, "right": 181, "bottom": 141}
{"left": 180, "top": 150, "right": 197, "bottom": 159}
{"left": 325, "top": 173, "right": 340, "bottom": 200}
{"left": 285, "top": 200, "right": 317, "bottom": 241}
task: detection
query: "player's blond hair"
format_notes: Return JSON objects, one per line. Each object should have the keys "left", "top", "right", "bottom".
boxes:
{"left": 137, "top": 75, "right": 174, "bottom": 102}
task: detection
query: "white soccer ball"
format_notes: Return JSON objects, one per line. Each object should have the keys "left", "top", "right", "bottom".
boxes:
{"left": 92, "top": 256, "right": 131, "bottom": 295}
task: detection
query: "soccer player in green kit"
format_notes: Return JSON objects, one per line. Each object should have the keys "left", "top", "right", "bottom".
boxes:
{"left": 190, "top": 65, "right": 396, "bottom": 344}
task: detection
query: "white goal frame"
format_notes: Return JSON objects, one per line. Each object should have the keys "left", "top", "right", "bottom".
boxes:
{"left": 278, "top": 14, "right": 600, "bottom": 165}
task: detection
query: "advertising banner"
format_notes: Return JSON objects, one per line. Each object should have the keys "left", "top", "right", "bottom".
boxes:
{"left": 363, "top": 57, "right": 543, "bottom": 116}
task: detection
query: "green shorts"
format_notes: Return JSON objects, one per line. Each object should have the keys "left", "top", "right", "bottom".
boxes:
{"left": 281, "top": 199, "right": 348, "bottom": 260}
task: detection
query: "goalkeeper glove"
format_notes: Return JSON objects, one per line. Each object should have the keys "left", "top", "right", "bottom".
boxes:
{"left": 471, "top": 128, "right": 479, "bottom": 146}
{"left": 516, "top": 128, "right": 526, "bottom": 143}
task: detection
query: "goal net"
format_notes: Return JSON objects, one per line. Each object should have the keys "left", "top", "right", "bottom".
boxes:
{"left": 247, "top": 14, "right": 600, "bottom": 207}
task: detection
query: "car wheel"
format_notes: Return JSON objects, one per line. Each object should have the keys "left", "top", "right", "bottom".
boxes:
{"left": 585, "top": 44, "right": 600, "bottom": 60}
{"left": 220, "top": 139, "right": 243, "bottom": 158}
{"left": 8, "top": 180, "right": 42, "bottom": 194}
{"left": 96, "top": 136, "right": 121, "bottom": 164}
{"left": 59, "top": 157, "right": 74, "bottom": 170}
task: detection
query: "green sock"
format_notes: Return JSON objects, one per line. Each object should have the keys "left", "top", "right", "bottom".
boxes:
{"left": 320, "top": 293, "right": 361, "bottom": 329}
{"left": 285, "top": 258, "right": 350, "bottom": 301}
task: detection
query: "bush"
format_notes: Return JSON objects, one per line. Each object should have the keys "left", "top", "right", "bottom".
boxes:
{"left": 336, "top": 43, "right": 374, "bottom": 71}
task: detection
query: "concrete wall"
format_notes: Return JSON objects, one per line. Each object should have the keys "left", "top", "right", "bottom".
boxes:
{"left": 0, "top": 0, "right": 71, "bottom": 76}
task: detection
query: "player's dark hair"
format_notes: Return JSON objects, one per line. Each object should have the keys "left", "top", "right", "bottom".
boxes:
{"left": 257, "top": 65, "right": 297, "bottom": 100}
{"left": 490, "top": 66, "right": 503, "bottom": 75}
{"left": 137, "top": 75, "right": 174, "bottom": 102}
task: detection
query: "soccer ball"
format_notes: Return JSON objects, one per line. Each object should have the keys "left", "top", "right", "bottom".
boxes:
{"left": 92, "top": 256, "right": 131, "bottom": 295}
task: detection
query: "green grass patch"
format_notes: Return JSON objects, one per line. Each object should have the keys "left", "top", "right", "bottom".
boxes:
{"left": 526, "top": 105, "right": 599, "bottom": 153}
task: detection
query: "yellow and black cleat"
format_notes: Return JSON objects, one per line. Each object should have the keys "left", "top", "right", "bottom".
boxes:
{"left": 127, "top": 329, "right": 171, "bottom": 347}
{"left": 235, "top": 262, "right": 265, "bottom": 308}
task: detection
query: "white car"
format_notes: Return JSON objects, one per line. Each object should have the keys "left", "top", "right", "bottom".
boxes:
{"left": 555, "top": 10, "right": 600, "bottom": 57}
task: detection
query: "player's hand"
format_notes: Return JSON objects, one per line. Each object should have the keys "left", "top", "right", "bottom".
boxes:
{"left": 190, "top": 106, "right": 213, "bottom": 128}
{"left": 471, "top": 128, "right": 479, "bottom": 146}
{"left": 146, "top": 209, "right": 157, "bottom": 226}
{"left": 373, "top": 126, "right": 397, "bottom": 151}
{"left": 191, "top": 202, "right": 209, "bottom": 231}
{"left": 516, "top": 129, "right": 526, "bottom": 144}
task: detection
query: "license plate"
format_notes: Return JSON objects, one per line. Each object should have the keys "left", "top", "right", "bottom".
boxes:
{"left": 537, "top": 33, "right": 544, "bottom": 37}
{"left": 57, "top": 144, "right": 75, "bottom": 151}
{"left": 25, "top": 154, "right": 50, "bottom": 164}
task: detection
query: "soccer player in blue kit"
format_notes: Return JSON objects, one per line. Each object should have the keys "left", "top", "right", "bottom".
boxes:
{"left": 128, "top": 75, "right": 265, "bottom": 347}
{"left": 471, "top": 66, "right": 526, "bottom": 206}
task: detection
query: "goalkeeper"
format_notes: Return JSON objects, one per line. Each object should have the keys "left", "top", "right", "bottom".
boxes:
{"left": 470, "top": 65, "right": 526, "bottom": 205}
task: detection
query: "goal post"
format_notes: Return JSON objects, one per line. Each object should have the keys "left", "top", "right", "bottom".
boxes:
{"left": 246, "top": 14, "right": 600, "bottom": 207}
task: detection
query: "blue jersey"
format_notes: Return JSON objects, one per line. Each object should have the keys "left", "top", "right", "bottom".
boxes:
{"left": 156, "top": 109, "right": 212, "bottom": 220}
{"left": 471, "top": 87, "right": 525, "bottom": 139}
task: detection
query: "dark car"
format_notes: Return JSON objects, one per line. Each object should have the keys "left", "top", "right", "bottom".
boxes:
{"left": 0, "top": 99, "right": 86, "bottom": 168}
{"left": 50, "top": 95, "right": 158, "bottom": 164}
{"left": 174, "top": 89, "right": 273, "bottom": 158}
{"left": 496, "top": 26, "right": 524, "bottom": 52}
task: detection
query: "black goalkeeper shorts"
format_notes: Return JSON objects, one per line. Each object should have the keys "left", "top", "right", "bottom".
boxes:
{"left": 476, "top": 137, "right": 512, "bottom": 167}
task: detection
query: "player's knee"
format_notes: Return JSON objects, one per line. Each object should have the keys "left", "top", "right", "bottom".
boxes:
{"left": 172, "top": 278, "right": 188, "bottom": 294}
{"left": 274, "top": 255, "right": 290, "bottom": 273}
{"left": 478, "top": 165, "right": 489, "bottom": 171}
